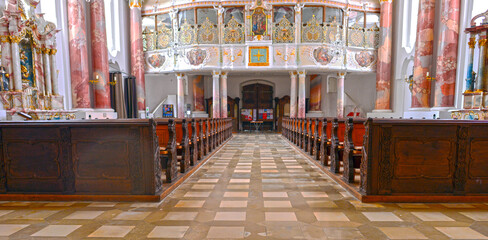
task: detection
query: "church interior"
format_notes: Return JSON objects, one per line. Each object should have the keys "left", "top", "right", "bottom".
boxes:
{"left": 0, "top": 0, "right": 487, "bottom": 239}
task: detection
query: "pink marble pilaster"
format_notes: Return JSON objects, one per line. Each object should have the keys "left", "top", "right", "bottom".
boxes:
{"left": 10, "top": 36, "right": 22, "bottom": 91}
{"left": 34, "top": 49, "right": 45, "bottom": 95}
{"left": 298, "top": 71, "right": 306, "bottom": 118}
{"left": 212, "top": 71, "right": 220, "bottom": 118}
{"left": 375, "top": 0, "right": 393, "bottom": 110}
{"left": 129, "top": 1, "right": 146, "bottom": 111}
{"left": 309, "top": 74, "right": 322, "bottom": 111}
{"left": 411, "top": 0, "right": 436, "bottom": 109}
{"left": 434, "top": 0, "right": 460, "bottom": 108}
{"left": 50, "top": 49, "right": 59, "bottom": 95}
{"left": 176, "top": 73, "right": 185, "bottom": 118}
{"left": 221, "top": 72, "right": 228, "bottom": 118}
{"left": 337, "top": 72, "right": 346, "bottom": 118}
{"left": 290, "top": 71, "right": 298, "bottom": 118}
{"left": 90, "top": 0, "right": 111, "bottom": 109}
{"left": 192, "top": 75, "right": 205, "bottom": 112}
{"left": 1, "top": 37, "right": 12, "bottom": 89}
{"left": 42, "top": 49, "right": 52, "bottom": 95}
{"left": 68, "top": 0, "right": 91, "bottom": 108}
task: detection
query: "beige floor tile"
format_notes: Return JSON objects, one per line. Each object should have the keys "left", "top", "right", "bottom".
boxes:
{"left": 191, "top": 184, "right": 215, "bottom": 190}
{"left": 224, "top": 192, "right": 249, "bottom": 198}
{"left": 148, "top": 226, "right": 190, "bottom": 238}
{"left": 174, "top": 200, "right": 205, "bottom": 208}
{"left": 44, "top": 202, "right": 75, "bottom": 207}
{"left": 264, "top": 201, "right": 292, "bottom": 208}
{"left": 436, "top": 227, "right": 488, "bottom": 239}
{"left": 113, "top": 211, "right": 151, "bottom": 220}
{"left": 314, "top": 212, "right": 350, "bottom": 221}
{"left": 263, "top": 192, "right": 288, "bottom": 198}
{"left": 460, "top": 212, "right": 488, "bottom": 221}
{"left": 234, "top": 170, "right": 251, "bottom": 173}
{"left": 265, "top": 212, "right": 298, "bottom": 221}
{"left": 261, "top": 170, "right": 279, "bottom": 173}
{"left": 198, "top": 179, "right": 219, "bottom": 183}
{"left": 220, "top": 201, "right": 248, "bottom": 208}
{"left": 397, "top": 203, "right": 430, "bottom": 209}
{"left": 362, "top": 212, "right": 403, "bottom": 222}
{"left": 31, "top": 225, "right": 81, "bottom": 237}
{"left": 0, "top": 210, "right": 14, "bottom": 217}
{"left": 207, "top": 226, "right": 245, "bottom": 239}
{"left": 88, "top": 225, "right": 135, "bottom": 238}
{"left": 230, "top": 179, "right": 250, "bottom": 183}
{"left": 441, "top": 203, "right": 476, "bottom": 209}
{"left": 379, "top": 227, "right": 428, "bottom": 239}
{"left": 16, "top": 210, "right": 59, "bottom": 220}
{"left": 301, "top": 192, "right": 328, "bottom": 198}
{"left": 163, "top": 212, "right": 198, "bottom": 221}
{"left": 64, "top": 211, "right": 104, "bottom": 220}
{"left": 184, "top": 191, "right": 211, "bottom": 198}
{"left": 214, "top": 212, "right": 246, "bottom": 221}
{"left": 88, "top": 202, "right": 117, "bottom": 207}
{"left": 412, "top": 212, "right": 455, "bottom": 221}
{"left": 0, "top": 224, "right": 29, "bottom": 236}
{"left": 322, "top": 227, "right": 364, "bottom": 239}
{"left": 130, "top": 202, "right": 161, "bottom": 208}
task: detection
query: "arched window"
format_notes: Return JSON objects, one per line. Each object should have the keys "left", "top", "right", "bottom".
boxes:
{"left": 402, "top": 0, "right": 419, "bottom": 52}
{"left": 104, "top": 0, "right": 120, "bottom": 57}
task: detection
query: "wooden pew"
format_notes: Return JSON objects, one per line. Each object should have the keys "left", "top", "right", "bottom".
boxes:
{"left": 175, "top": 119, "right": 190, "bottom": 173}
{"left": 330, "top": 118, "right": 346, "bottom": 173}
{"left": 313, "top": 118, "right": 321, "bottom": 160}
{"left": 190, "top": 119, "right": 199, "bottom": 166}
{"left": 307, "top": 119, "right": 313, "bottom": 154}
{"left": 342, "top": 118, "right": 366, "bottom": 183}
{"left": 204, "top": 119, "right": 210, "bottom": 154}
{"left": 158, "top": 119, "right": 178, "bottom": 183}
{"left": 319, "top": 118, "right": 328, "bottom": 166}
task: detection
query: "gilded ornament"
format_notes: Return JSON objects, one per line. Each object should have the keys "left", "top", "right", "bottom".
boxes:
{"left": 197, "top": 17, "right": 218, "bottom": 44}
{"left": 0, "top": 36, "right": 10, "bottom": 43}
{"left": 224, "top": 17, "right": 244, "bottom": 44}
{"left": 9, "top": 35, "right": 21, "bottom": 43}
{"left": 273, "top": 16, "right": 294, "bottom": 43}
{"left": 468, "top": 37, "right": 476, "bottom": 49}
{"left": 479, "top": 38, "right": 487, "bottom": 47}
{"left": 157, "top": 24, "right": 172, "bottom": 49}
{"left": 178, "top": 20, "right": 196, "bottom": 46}
{"left": 302, "top": 15, "right": 323, "bottom": 43}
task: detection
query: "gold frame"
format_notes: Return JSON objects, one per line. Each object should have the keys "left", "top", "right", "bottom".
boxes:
{"left": 248, "top": 46, "right": 269, "bottom": 66}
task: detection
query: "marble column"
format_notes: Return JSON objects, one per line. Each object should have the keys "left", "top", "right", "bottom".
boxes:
{"left": 34, "top": 48, "right": 45, "bottom": 95}
{"left": 9, "top": 35, "right": 22, "bottom": 91}
{"left": 434, "top": 0, "right": 460, "bottom": 108}
{"left": 221, "top": 72, "right": 228, "bottom": 118}
{"left": 298, "top": 71, "right": 306, "bottom": 118}
{"left": 176, "top": 73, "right": 185, "bottom": 118}
{"left": 476, "top": 32, "right": 487, "bottom": 91}
{"left": 42, "top": 48, "right": 52, "bottom": 95}
{"left": 411, "top": 0, "right": 436, "bottom": 109}
{"left": 193, "top": 75, "right": 205, "bottom": 112}
{"left": 90, "top": 0, "right": 111, "bottom": 109}
{"left": 129, "top": 0, "right": 146, "bottom": 111}
{"left": 337, "top": 72, "right": 346, "bottom": 118}
{"left": 290, "top": 71, "right": 297, "bottom": 118}
{"left": 309, "top": 74, "right": 322, "bottom": 111}
{"left": 465, "top": 35, "right": 476, "bottom": 92}
{"left": 49, "top": 49, "right": 58, "bottom": 95}
{"left": 1, "top": 36, "right": 12, "bottom": 89}
{"left": 68, "top": 0, "right": 91, "bottom": 108}
{"left": 375, "top": 0, "right": 393, "bottom": 111}
{"left": 212, "top": 71, "right": 220, "bottom": 118}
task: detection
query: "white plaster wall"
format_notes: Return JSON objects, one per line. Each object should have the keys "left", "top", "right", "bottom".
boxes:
{"left": 145, "top": 73, "right": 194, "bottom": 117}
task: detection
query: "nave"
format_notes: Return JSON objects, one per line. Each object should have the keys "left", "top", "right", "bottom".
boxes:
{"left": 0, "top": 134, "right": 487, "bottom": 239}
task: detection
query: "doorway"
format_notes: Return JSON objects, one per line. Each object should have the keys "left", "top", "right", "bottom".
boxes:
{"left": 241, "top": 83, "right": 274, "bottom": 131}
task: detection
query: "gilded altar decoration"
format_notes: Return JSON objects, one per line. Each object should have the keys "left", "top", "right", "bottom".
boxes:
{"left": 273, "top": 16, "right": 294, "bottom": 43}
{"left": 224, "top": 17, "right": 244, "bottom": 44}
{"left": 302, "top": 15, "right": 323, "bottom": 43}
{"left": 313, "top": 47, "right": 333, "bottom": 65}
{"left": 156, "top": 24, "right": 172, "bottom": 49}
{"left": 186, "top": 48, "right": 207, "bottom": 66}
{"left": 348, "top": 22, "right": 365, "bottom": 47}
{"left": 251, "top": 7, "right": 267, "bottom": 36}
{"left": 143, "top": 27, "right": 155, "bottom": 51}
{"left": 355, "top": 51, "right": 375, "bottom": 67}
{"left": 223, "top": 49, "right": 243, "bottom": 63}
{"left": 365, "top": 24, "right": 380, "bottom": 48}
{"left": 197, "top": 17, "right": 218, "bottom": 44}
{"left": 324, "top": 19, "right": 342, "bottom": 44}
{"left": 249, "top": 46, "right": 269, "bottom": 66}
{"left": 147, "top": 54, "right": 165, "bottom": 68}
{"left": 179, "top": 20, "right": 196, "bottom": 46}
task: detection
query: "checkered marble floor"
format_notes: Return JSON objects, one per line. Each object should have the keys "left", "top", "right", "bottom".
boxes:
{"left": 1, "top": 134, "right": 488, "bottom": 239}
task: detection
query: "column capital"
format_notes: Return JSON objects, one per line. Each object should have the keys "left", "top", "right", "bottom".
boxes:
{"left": 221, "top": 72, "right": 228, "bottom": 77}
{"left": 212, "top": 70, "right": 221, "bottom": 76}
{"left": 176, "top": 73, "right": 185, "bottom": 77}
{"left": 129, "top": 0, "right": 143, "bottom": 9}
{"left": 337, "top": 72, "right": 347, "bottom": 78}
{"left": 380, "top": 0, "right": 393, "bottom": 3}
{"left": 298, "top": 70, "right": 306, "bottom": 76}
{"left": 289, "top": 71, "right": 297, "bottom": 76}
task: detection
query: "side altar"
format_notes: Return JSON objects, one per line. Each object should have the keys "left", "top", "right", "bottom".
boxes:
{"left": 452, "top": 9, "right": 488, "bottom": 120}
{"left": 0, "top": 0, "right": 73, "bottom": 120}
